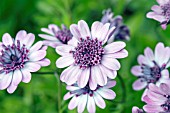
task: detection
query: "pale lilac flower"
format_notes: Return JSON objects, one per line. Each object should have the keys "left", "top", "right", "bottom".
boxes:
{"left": 146, "top": 0, "right": 170, "bottom": 29}
{"left": 39, "top": 24, "right": 72, "bottom": 48}
{"left": 56, "top": 20, "right": 128, "bottom": 90}
{"left": 64, "top": 80, "right": 116, "bottom": 113}
{"left": 143, "top": 81, "right": 170, "bottom": 112}
{"left": 0, "top": 30, "right": 50, "bottom": 93}
{"left": 131, "top": 42, "right": 170, "bottom": 100}
{"left": 101, "top": 8, "right": 130, "bottom": 42}
{"left": 132, "top": 106, "right": 144, "bottom": 113}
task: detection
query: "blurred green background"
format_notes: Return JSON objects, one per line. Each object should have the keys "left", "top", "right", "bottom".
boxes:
{"left": 0, "top": 0, "right": 170, "bottom": 113}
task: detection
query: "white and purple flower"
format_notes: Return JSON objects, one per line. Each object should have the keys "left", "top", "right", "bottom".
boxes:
{"left": 131, "top": 42, "right": 170, "bottom": 100}
{"left": 0, "top": 30, "right": 50, "bottom": 93}
{"left": 64, "top": 80, "right": 116, "bottom": 113}
{"left": 143, "top": 81, "right": 170, "bottom": 112}
{"left": 146, "top": 0, "right": 170, "bottom": 29}
{"left": 101, "top": 8, "right": 130, "bottom": 42}
{"left": 39, "top": 24, "right": 72, "bottom": 48}
{"left": 132, "top": 106, "right": 144, "bottom": 113}
{"left": 56, "top": 20, "right": 128, "bottom": 90}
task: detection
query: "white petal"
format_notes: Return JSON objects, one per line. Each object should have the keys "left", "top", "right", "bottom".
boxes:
{"left": 29, "top": 41, "right": 43, "bottom": 53}
{"left": 64, "top": 92, "right": 74, "bottom": 100}
{"left": 39, "top": 34, "right": 57, "bottom": 40}
{"left": 15, "top": 30, "right": 27, "bottom": 45}
{"left": 23, "top": 33, "right": 35, "bottom": 48}
{"left": 7, "top": 83, "right": 17, "bottom": 94}
{"left": 70, "top": 24, "right": 81, "bottom": 41}
{"left": 2, "top": 33, "right": 13, "bottom": 46}
{"left": 29, "top": 50, "right": 46, "bottom": 61}
{"left": 104, "top": 41, "right": 126, "bottom": 54}
{"left": 41, "top": 28, "right": 54, "bottom": 35}
{"left": 25, "top": 62, "right": 41, "bottom": 72}
{"left": 78, "top": 94, "right": 88, "bottom": 113}
{"left": 77, "top": 68, "right": 90, "bottom": 88}
{"left": 91, "top": 21, "right": 103, "bottom": 40}
{"left": 56, "top": 55, "right": 74, "bottom": 68}
{"left": 68, "top": 96, "right": 79, "bottom": 110}
{"left": 0, "top": 72, "right": 13, "bottom": 90}
{"left": 12, "top": 70, "right": 22, "bottom": 86}
{"left": 87, "top": 95, "right": 96, "bottom": 113}
{"left": 97, "top": 88, "right": 116, "bottom": 100}
{"left": 89, "top": 70, "right": 97, "bottom": 90}
{"left": 21, "top": 69, "right": 31, "bottom": 83}
{"left": 56, "top": 45, "right": 74, "bottom": 56}
{"left": 67, "top": 37, "right": 79, "bottom": 47}
{"left": 78, "top": 20, "right": 91, "bottom": 39}
{"left": 101, "top": 56, "right": 120, "bottom": 70}
{"left": 93, "top": 92, "right": 106, "bottom": 109}
{"left": 35, "top": 58, "right": 51, "bottom": 67}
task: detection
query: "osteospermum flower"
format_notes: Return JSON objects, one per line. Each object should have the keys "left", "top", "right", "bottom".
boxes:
{"left": 131, "top": 42, "right": 170, "bottom": 100}
{"left": 0, "top": 30, "right": 50, "bottom": 93}
{"left": 132, "top": 106, "right": 144, "bottom": 113}
{"left": 56, "top": 20, "right": 128, "bottom": 90}
{"left": 143, "top": 81, "right": 170, "bottom": 112}
{"left": 39, "top": 24, "right": 72, "bottom": 48}
{"left": 101, "top": 8, "right": 130, "bottom": 42}
{"left": 64, "top": 80, "right": 116, "bottom": 113}
{"left": 146, "top": 0, "right": 170, "bottom": 29}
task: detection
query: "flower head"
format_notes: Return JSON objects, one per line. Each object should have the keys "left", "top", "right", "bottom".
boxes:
{"left": 0, "top": 30, "right": 50, "bottom": 93}
{"left": 146, "top": 0, "right": 170, "bottom": 29}
{"left": 131, "top": 42, "right": 170, "bottom": 92}
{"left": 132, "top": 106, "right": 144, "bottom": 113}
{"left": 39, "top": 24, "right": 72, "bottom": 48}
{"left": 143, "top": 80, "right": 170, "bottom": 112}
{"left": 101, "top": 8, "right": 130, "bottom": 42}
{"left": 56, "top": 20, "right": 128, "bottom": 90}
{"left": 64, "top": 80, "right": 116, "bottom": 113}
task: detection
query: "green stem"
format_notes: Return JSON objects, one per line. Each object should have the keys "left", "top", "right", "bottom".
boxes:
{"left": 55, "top": 72, "right": 62, "bottom": 113}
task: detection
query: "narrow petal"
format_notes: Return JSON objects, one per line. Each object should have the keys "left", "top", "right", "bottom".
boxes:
{"left": 157, "top": 0, "right": 169, "bottom": 5}
{"left": 137, "top": 55, "right": 154, "bottom": 67}
{"left": 93, "top": 92, "right": 106, "bottom": 109}
{"left": 78, "top": 20, "right": 91, "bottom": 39}
{"left": 29, "top": 50, "right": 46, "bottom": 61}
{"left": 41, "top": 28, "right": 54, "bottom": 35}
{"left": 60, "top": 66, "right": 74, "bottom": 82}
{"left": 66, "top": 66, "right": 82, "bottom": 85}
{"left": 143, "top": 105, "right": 164, "bottom": 112}
{"left": 91, "top": 21, "right": 103, "bottom": 40}
{"left": 104, "top": 41, "right": 126, "bottom": 54}
{"left": 97, "top": 88, "right": 116, "bottom": 100}
{"left": 29, "top": 41, "right": 43, "bottom": 53}
{"left": 56, "top": 45, "right": 74, "bottom": 56}
{"left": 0, "top": 72, "right": 13, "bottom": 90}
{"left": 70, "top": 24, "right": 81, "bottom": 41}
{"left": 56, "top": 55, "right": 74, "bottom": 68}
{"left": 91, "top": 65, "right": 106, "bottom": 86}
{"left": 7, "top": 83, "right": 17, "bottom": 94}
{"left": 23, "top": 33, "right": 35, "bottom": 48}
{"left": 87, "top": 95, "right": 96, "bottom": 113}
{"left": 144, "top": 47, "right": 154, "bottom": 61}
{"left": 78, "top": 94, "right": 88, "bottom": 113}
{"left": 77, "top": 68, "right": 90, "bottom": 88}
{"left": 64, "top": 92, "right": 74, "bottom": 100}
{"left": 15, "top": 30, "right": 27, "bottom": 45}
{"left": 104, "top": 49, "right": 128, "bottom": 59}
{"left": 89, "top": 70, "right": 97, "bottom": 90}
{"left": 35, "top": 58, "right": 50, "bottom": 67}
{"left": 132, "top": 78, "right": 147, "bottom": 90}
{"left": 105, "top": 26, "right": 116, "bottom": 44}
{"left": 48, "top": 24, "right": 60, "bottom": 32}
{"left": 25, "top": 62, "right": 41, "bottom": 72}
{"left": 21, "top": 69, "right": 31, "bottom": 83}
{"left": 2, "top": 33, "right": 13, "bottom": 46}
{"left": 131, "top": 66, "right": 142, "bottom": 76}
{"left": 67, "top": 37, "right": 79, "bottom": 47}
{"left": 101, "top": 56, "right": 120, "bottom": 70}
{"left": 104, "top": 80, "right": 116, "bottom": 89}
{"left": 161, "top": 69, "right": 169, "bottom": 79}
{"left": 68, "top": 96, "right": 79, "bottom": 110}
{"left": 38, "top": 34, "right": 57, "bottom": 40}
{"left": 12, "top": 70, "right": 22, "bottom": 86}
{"left": 100, "top": 65, "right": 117, "bottom": 79}
{"left": 151, "top": 5, "right": 162, "bottom": 14}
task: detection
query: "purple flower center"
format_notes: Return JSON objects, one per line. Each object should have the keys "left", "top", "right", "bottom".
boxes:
{"left": 161, "top": 2, "right": 170, "bottom": 21}
{"left": 0, "top": 40, "right": 29, "bottom": 74}
{"left": 52, "top": 26, "right": 72, "bottom": 44}
{"left": 72, "top": 37, "right": 104, "bottom": 69}
{"left": 140, "top": 61, "right": 164, "bottom": 84}
{"left": 70, "top": 84, "right": 101, "bottom": 97}
{"left": 161, "top": 95, "right": 170, "bottom": 112}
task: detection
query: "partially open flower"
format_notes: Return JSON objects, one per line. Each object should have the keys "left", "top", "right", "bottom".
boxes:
{"left": 56, "top": 20, "right": 128, "bottom": 90}
{"left": 146, "top": 0, "right": 170, "bottom": 29}
{"left": 39, "top": 24, "right": 72, "bottom": 48}
{"left": 0, "top": 30, "right": 50, "bottom": 93}
{"left": 131, "top": 42, "right": 170, "bottom": 100}
{"left": 132, "top": 106, "right": 144, "bottom": 113}
{"left": 101, "top": 8, "right": 130, "bottom": 42}
{"left": 143, "top": 80, "right": 170, "bottom": 112}
{"left": 64, "top": 80, "right": 116, "bottom": 113}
